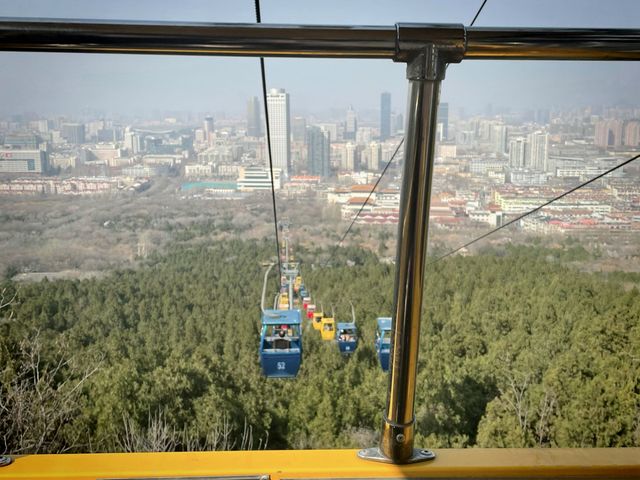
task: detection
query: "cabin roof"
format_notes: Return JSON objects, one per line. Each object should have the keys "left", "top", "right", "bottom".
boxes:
{"left": 262, "top": 309, "right": 301, "bottom": 324}
{"left": 337, "top": 322, "right": 356, "bottom": 329}
{"left": 377, "top": 317, "right": 392, "bottom": 330}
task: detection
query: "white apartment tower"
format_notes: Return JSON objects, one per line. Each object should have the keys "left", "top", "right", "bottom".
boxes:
{"left": 266, "top": 88, "right": 291, "bottom": 177}
{"left": 508, "top": 137, "right": 528, "bottom": 168}
{"left": 528, "top": 131, "right": 549, "bottom": 171}
{"left": 491, "top": 124, "right": 508, "bottom": 155}
{"left": 368, "top": 142, "right": 382, "bottom": 171}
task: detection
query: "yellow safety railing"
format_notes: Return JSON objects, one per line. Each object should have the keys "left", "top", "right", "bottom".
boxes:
{"left": 2, "top": 448, "right": 640, "bottom": 480}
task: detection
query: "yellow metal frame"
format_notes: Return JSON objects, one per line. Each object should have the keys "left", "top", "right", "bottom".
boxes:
{"left": 2, "top": 448, "right": 639, "bottom": 480}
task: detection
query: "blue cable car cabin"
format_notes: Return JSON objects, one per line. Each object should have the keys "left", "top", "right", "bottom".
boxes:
{"left": 260, "top": 309, "right": 302, "bottom": 378}
{"left": 375, "top": 317, "right": 392, "bottom": 372}
{"left": 336, "top": 322, "right": 358, "bottom": 354}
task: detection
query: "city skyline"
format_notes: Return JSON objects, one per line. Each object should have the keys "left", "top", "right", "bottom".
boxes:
{"left": 0, "top": 0, "right": 639, "bottom": 117}
{"left": 2, "top": 103, "right": 640, "bottom": 236}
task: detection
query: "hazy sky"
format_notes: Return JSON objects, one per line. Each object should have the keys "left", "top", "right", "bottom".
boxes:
{"left": 0, "top": 0, "right": 639, "bottom": 118}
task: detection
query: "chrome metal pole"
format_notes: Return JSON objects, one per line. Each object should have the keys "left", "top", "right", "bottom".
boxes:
{"left": 383, "top": 49, "right": 441, "bottom": 463}
{"left": 465, "top": 27, "right": 640, "bottom": 60}
{"left": 1, "top": 18, "right": 640, "bottom": 61}
{"left": 359, "top": 46, "right": 444, "bottom": 464}
{"left": 0, "top": 18, "right": 396, "bottom": 58}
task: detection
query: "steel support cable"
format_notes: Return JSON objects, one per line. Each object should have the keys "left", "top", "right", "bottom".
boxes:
{"left": 429, "top": 152, "right": 640, "bottom": 265}
{"left": 320, "top": 138, "right": 404, "bottom": 268}
{"left": 255, "top": 0, "right": 282, "bottom": 280}
{"left": 470, "top": 0, "right": 489, "bottom": 27}
{"left": 338, "top": 138, "right": 405, "bottom": 247}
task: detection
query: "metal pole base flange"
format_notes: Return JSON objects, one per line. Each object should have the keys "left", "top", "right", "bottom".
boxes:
{"left": 357, "top": 447, "right": 435, "bottom": 464}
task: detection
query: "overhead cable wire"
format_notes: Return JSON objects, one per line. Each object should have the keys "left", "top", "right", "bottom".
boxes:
{"left": 255, "top": 0, "right": 282, "bottom": 279}
{"left": 429, "top": 152, "right": 640, "bottom": 265}
{"left": 338, "top": 138, "right": 405, "bottom": 248}
{"left": 320, "top": 138, "right": 404, "bottom": 268}
{"left": 470, "top": 0, "right": 488, "bottom": 26}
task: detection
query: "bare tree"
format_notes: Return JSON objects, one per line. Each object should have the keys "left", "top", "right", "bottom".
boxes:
{"left": 535, "top": 388, "right": 557, "bottom": 446}
{"left": 118, "top": 410, "right": 177, "bottom": 452}
{"left": 117, "top": 410, "right": 268, "bottom": 452}
{"left": 0, "top": 287, "right": 17, "bottom": 324}
{"left": 0, "top": 331, "right": 101, "bottom": 454}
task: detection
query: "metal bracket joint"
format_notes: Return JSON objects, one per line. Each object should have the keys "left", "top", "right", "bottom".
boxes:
{"left": 395, "top": 23, "right": 466, "bottom": 80}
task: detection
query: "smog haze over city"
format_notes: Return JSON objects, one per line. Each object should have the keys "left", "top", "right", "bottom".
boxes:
{"left": 0, "top": 0, "right": 639, "bottom": 116}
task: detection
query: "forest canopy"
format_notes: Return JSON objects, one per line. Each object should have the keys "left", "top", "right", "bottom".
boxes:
{"left": 1, "top": 239, "right": 639, "bottom": 453}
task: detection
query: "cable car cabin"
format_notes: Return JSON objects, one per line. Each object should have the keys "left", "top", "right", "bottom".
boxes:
{"left": 302, "top": 297, "right": 311, "bottom": 309}
{"left": 299, "top": 286, "right": 308, "bottom": 299}
{"left": 306, "top": 304, "right": 316, "bottom": 319}
{"left": 336, "top": 322, "right": 358, "bottom": 354}
{"left": 294, "top": 275, "right": 302, "bottom": 293}
{"left": 282, "top": 265, "right": 298, "bottom": 279}
{"left": 259, "top": 309, "right": 302, "bottom": 378}
{"left": 312, "top": 310, "right": 323, "bottom": 329}
{"left": 278, "top": 293, "right": 289, "bottom": 310}
{"left": 376, "top": 317, "right": 392, "bottom": 372}
{"left": 321, "top": 317, "right": 336, "bottom": 341}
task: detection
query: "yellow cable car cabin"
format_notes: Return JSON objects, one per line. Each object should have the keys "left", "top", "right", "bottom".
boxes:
{"left": 278, "top": 293, "right": 289, "bottom": 310}
{"left": 312, "top": 311, "right": 324, "bottom": 330}
{"left": 320, "top": 316, "right": 336, "bottom": 341}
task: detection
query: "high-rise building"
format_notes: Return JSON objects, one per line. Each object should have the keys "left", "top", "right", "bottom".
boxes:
{"left": 393, "top": 113, "right": 404, "bottom": 135}
{"left": 344, "top": 142, "right": 358, "bottom": 170}
{"left": 246, "top": 97, "right": 262, "bottom": 137}
{"left": 266, "top": 88, "right": 291, "bottom": 176}
{"left": 624, "top": 120, "right": 640, "bottom": 146}
{"left": 380, "top": 92, "right": 391, "bottom": 141}
{"left": 345, "top": 106, "right": 358, "bottom": 140}
{"left": 35, "top": 120, "right": 49, "bottom": 134}
{"left": 508, "top": 137, "right": 528, "bottom": 168}
{"left": 317, "top": 123, "right": 338, "bottom": 142}
{"left": 356, "top": 127, "right": 374, "bottom": 144}
{"left": 292, "top": 117, "right": 307, "bottom": 142}
{"left": 437, "top": 102, "right": 449, "bottom": 140}
{"left": 124, "top": 128, "right": 142, "bottom": 154}
{"left": 368, "top": 142, "right": 382, "bottom": 171}
{"left": 203, "top": 116, "right": 215, "bottom": 143}
{"left": 595, "top": 119, "right": 624, "bottom": 147}
{"left": 306, "top": 126, "right": 330, "bottom": 178}
{"left": 528, "top": 131, "right": 549, "bottom": 171}
{"left": 61, "top": 123, "right": 86, "bottom": 145}
{"left": 491, "top": 124, "right": 508, "bottom": 155}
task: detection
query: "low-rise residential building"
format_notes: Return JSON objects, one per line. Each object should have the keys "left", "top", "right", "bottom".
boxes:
{"left": 237, "top": 166, "right": 282, "bottom": 191}
{"left": 184, "top": 164, "right": 213, "bottom": 178}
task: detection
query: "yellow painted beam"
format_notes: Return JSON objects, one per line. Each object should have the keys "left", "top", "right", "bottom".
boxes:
{"left": 1, "top": 448, "right": 639, "bottom": 480}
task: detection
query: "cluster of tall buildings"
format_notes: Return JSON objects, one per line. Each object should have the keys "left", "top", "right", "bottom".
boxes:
{"left": 508, "top": 131, "right": 549, "bottom": 171}
{"left": 595, "top": 119, "right": 640, "bottom": 148}
{"left": 241, "top": 89, "right": 406, "bottom": 180}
